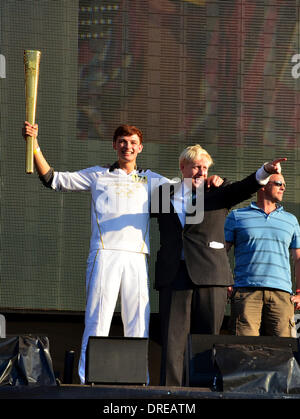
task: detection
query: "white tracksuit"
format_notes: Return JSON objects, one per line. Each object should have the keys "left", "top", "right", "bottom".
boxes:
{"left": 51, "top": 166, "right": 166, "bottom": 383}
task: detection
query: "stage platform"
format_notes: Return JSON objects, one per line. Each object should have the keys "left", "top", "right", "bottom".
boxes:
{"left": 2, "top": 313, "right": 300, "bottom": 407}
{"left": 0, "top": 384, "right": 300, "bottom": 399}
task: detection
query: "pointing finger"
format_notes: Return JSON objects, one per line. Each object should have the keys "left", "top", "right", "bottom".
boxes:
{"left": 272, "top": 158, "right": 287, "bottom": 164}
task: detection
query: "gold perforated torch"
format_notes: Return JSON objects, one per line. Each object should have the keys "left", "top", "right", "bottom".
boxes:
{"left": 24, "top": 50, "right": 41, "bottom": 174}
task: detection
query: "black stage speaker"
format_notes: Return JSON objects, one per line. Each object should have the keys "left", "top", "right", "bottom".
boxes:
{"left": 185, "top": 334, "right": 300, "bottom": 393}
{"left": 85, "top": 336, "right": 148, "bottom": 385}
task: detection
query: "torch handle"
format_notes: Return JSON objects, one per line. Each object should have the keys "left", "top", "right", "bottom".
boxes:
{"left": 26, "top": 137, "right": 34, "bottom": 174}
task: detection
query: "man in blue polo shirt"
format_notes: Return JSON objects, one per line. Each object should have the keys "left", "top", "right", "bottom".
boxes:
{"left": 225, "top": 172, "right": 300, "bottom": 337}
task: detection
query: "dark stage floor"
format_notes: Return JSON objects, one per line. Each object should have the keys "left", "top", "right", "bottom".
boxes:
{"left": 1, "top": 383, "right": 300, "bottom": 399}
{"left": 1, "top": 312, "right": 300, "bottom": 405}
{"left": 1, "top": 312, "right": 162, "bottom": 385}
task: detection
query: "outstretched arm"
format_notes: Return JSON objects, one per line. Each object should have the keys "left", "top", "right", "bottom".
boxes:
{"left": 221, "top": 157, "right": 288, "bottom": 208}
{"left": 23, "top": 121, "right": 51, "bottom": 176}
{"left": 23, "top": 121, "right": 95, "bottom": 192}
{"left": 205, "top": 158, "right": 286, "bottom": 191}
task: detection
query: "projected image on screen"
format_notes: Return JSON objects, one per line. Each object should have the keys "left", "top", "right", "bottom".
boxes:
{"left": 1, "top": 0, "right": 300, "bottom": 313}
{"left": 77, "top": 0, "right": 299, "bottom": 148}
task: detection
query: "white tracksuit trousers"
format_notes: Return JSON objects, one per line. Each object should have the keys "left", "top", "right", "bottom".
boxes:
{"left": 78, "top": 249, "right": 150, "bottom": 383}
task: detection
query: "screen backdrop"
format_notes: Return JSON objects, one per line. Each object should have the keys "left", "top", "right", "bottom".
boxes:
{"left": 0, "top": 0, "right": 300, "bottom": 313}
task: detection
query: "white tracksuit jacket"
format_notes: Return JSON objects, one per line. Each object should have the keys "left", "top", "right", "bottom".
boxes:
{"left": 51, "top": 166, "right": 167, "bottom": 382}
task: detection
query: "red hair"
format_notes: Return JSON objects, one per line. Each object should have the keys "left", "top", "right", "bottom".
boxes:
{"left": 113, "top": 125, "right": 143, "bottom": 144}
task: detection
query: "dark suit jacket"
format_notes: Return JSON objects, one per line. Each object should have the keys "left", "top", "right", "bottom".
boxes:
{"left": 153, "top": 172, "right": 262, "bottom": 289}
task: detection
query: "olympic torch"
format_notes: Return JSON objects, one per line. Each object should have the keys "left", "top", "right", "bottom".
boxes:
{"left": 24, "top": 50, "right": 41, "bottom": 174}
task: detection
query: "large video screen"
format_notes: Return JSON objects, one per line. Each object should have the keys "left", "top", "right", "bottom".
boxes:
{"left": 0, "top": 0, "right": 299, "bottom": 312}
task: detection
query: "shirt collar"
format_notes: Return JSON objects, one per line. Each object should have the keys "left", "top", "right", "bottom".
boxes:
{"left": 109, "top": 161, "right": 142, "bottom": 173}
{"left": 173, "top": 181, "right": 194, "bottom": 199}
{"left": 250, "top": 201, "right": 283, "bottom": 212}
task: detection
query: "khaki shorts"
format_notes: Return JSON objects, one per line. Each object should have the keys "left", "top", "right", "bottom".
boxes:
{"left": 230, "top": 287, "right": 295, "bottom": 337}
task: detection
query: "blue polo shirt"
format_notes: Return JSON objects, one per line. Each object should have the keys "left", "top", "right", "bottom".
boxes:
{"left": 224, "top": 202, "right": 300, "bottom": 293}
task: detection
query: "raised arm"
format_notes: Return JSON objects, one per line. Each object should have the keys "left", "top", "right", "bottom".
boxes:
{"left": 23, "top": 121, "right": 97, "bottom": 192}
{"left": 23, "top": 121, "right": 51, "bottom": 176}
